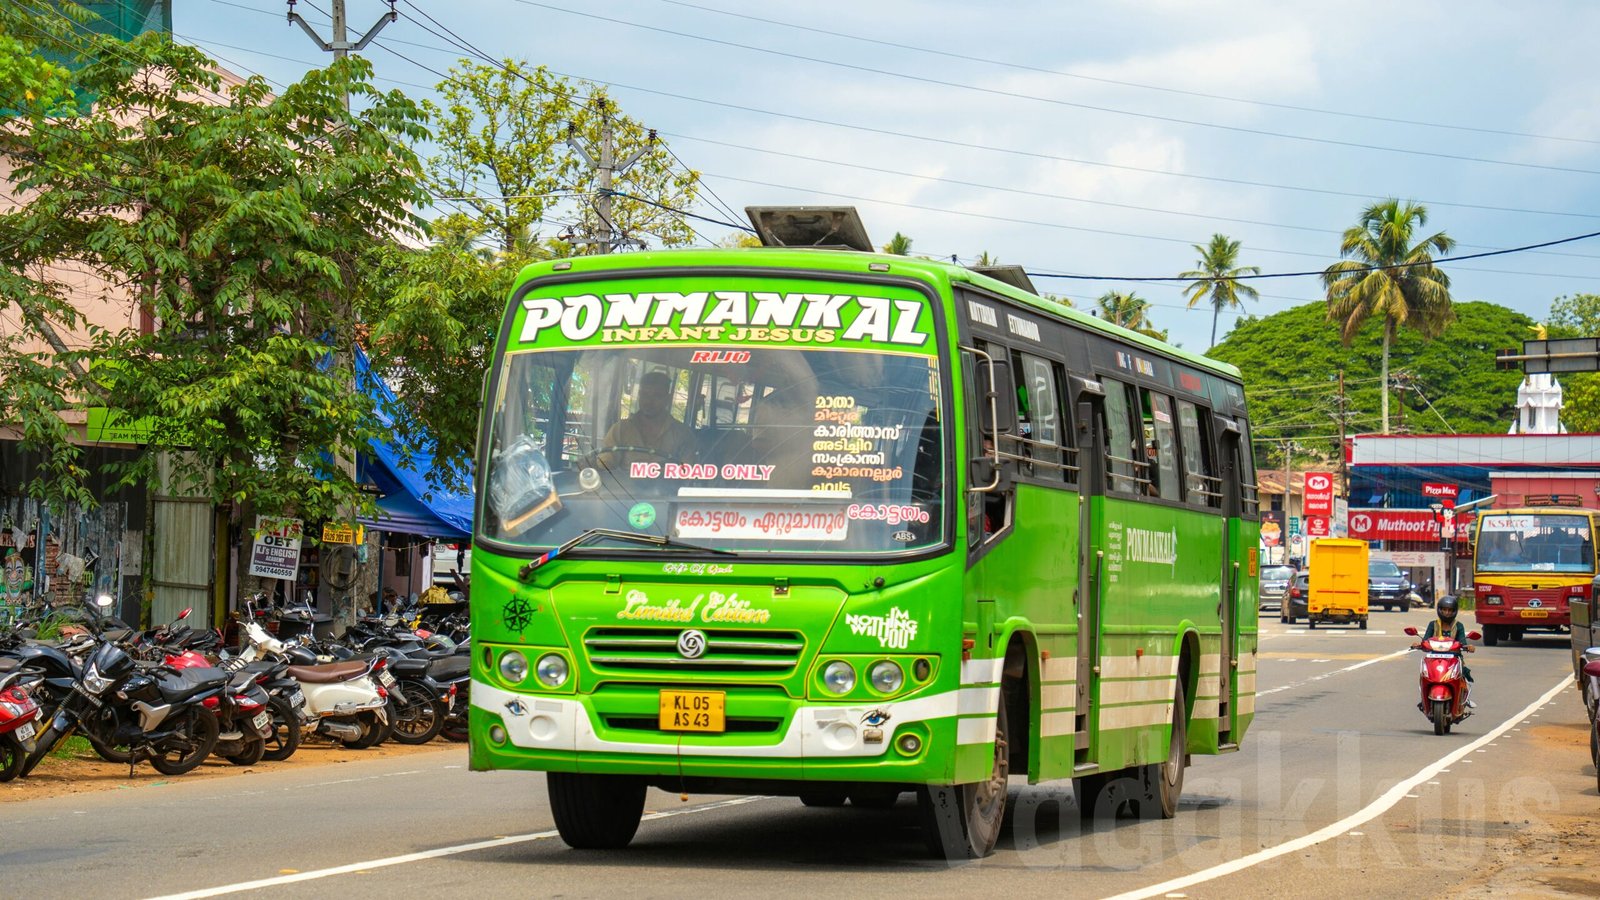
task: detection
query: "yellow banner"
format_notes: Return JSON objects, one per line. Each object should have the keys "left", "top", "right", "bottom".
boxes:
{"left": 321, "top": 523, "right": 365, "bottom": 545}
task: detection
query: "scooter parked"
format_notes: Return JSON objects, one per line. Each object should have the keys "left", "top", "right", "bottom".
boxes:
{"left": 235, "top": 621, "right": 391, "bottom": 748}
{"left": 1404, "top": 625, "right": 1481, "bottom": 735}
{"left": 0, "top": 669, "right": 42, "bottom": 781}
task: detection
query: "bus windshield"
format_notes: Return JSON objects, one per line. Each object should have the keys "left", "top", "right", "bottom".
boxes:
{"left": 481, "top": 345, "right": 945, "bottom": 556}
{"left": 1476, "top": 513, "right": 1595, "bottom": 573}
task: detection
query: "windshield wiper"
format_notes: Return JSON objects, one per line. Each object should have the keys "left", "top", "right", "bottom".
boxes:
{"left": 519, "top": 528, "right": 734, "bottom": 579}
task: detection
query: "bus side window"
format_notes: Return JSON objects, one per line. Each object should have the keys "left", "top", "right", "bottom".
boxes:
{"left": 1102, "top": 378, "right": 1139, "bottom": 494}
{"left": 1012, "top": 351, "right": 1065, "bottom": 478}
{"left": 1146, "top": 391, "right": 1181, "bottom": 502}
{"left": 1178, "top": 400, "right": 1220, "bottom": 508}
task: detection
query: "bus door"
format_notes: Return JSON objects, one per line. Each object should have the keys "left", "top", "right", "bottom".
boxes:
{"left": 1214, "top": 415, "right": 1246, "bottom": 747}
{"left": 1072, "top": 377, "right": 1106, "bottom": 765}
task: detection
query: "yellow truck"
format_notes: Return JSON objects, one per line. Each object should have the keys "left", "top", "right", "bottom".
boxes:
{"left": 1308, "top": 538, "right": 1370, "bottom": 630}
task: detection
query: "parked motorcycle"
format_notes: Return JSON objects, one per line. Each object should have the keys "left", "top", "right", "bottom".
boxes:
{"left": 0, "top": 668, "right": 42, "bottom": 781}
{"left": 1582, "top": 647, "right": 1600, "bottom": 793}
{"left": 235, "top": 620, "right": 391, "bottom": 748}
{"left": 1404, "top": 625, "right": 1481, "bottom": 735}
{"left": 19, "top": 638, "right": 225, "bottom": 778}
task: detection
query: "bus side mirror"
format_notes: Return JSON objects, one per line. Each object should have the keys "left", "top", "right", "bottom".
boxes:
{"left": 979, "top": 358, "right": 1017, "bottom": 436}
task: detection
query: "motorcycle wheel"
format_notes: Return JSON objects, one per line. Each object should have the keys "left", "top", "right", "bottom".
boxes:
{"left": 149, "top": 708, "right": 221, "bottom": 776}
{"left": 0, "top": 735, "right": 22, "bottom": 782}
{"left": 86, "top": 734, "right": 134, "bottom": 765}
{"left": 1431, "top": 699, "right": 1450, "bottom": 736}
{"left": 224, "top": 734, "right": 266, "bottom": 767}
{"left": 390, "top": 682, "right": 447, "bottom": 745}
{"left": 261, "top": 697, "right": 301, "bottom": 762}
{"left": 440, "top": 720, "right": 468, "bottom": 742}
{"left": 341, "top": 711, "right": 386, "bottom": 750}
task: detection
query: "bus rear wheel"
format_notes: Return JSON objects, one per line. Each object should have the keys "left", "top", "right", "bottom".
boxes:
{"left": 919, "top": 690, "right": 1009, "bottom": 859}
{"left": 1139, "top": 685, "right": 1187, "bottom": 819}
{"left": 1484, "top": 626, "right": 1500, "bottom": 647}
{"left": 548, "top": 772, "right": 647, "bottom": 849}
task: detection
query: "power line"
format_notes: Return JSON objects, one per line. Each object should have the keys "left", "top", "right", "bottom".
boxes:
{"left": 653, "top": 0, "right": 1600, "bottom": 149}
{"left": 513, "top": 0, "right": 1600, "bottom": 178}
{"left": 1024, "top": 227, "right": 1600, "bottom": 283}
{"left": 697, "top": 171, "right": 1600, "bottom": 280}
{"left": 192, "top": 0, "right": 1600, "bottom": 226}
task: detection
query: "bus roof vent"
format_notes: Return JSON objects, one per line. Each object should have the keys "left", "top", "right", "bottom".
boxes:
{"left": 745, "top": 206, "right": 873, "bottom": 252}
{"left": 970, "top": 265, "right": 1038, "bottom": 295}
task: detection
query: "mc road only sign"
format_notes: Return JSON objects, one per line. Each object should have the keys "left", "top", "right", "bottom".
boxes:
{"left": 249, "top": 516, "right": 304, "bottom": 580}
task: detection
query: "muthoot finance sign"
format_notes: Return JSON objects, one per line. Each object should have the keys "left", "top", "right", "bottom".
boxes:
{"left": 509, "top": 284, "right": 933, "bottom": 352}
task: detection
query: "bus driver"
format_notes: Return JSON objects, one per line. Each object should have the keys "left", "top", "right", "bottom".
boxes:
{"left": 598, "top": 370, "right": 696, "bottom": 471}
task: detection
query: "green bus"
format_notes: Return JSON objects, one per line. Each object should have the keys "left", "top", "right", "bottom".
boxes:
{"left": 469, "top": 212, "right": 1260, "bottom": 859}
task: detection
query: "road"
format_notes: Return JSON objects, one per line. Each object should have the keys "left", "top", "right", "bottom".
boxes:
{"left": 2, "top": 609, "right": 1590, "bottom": 899}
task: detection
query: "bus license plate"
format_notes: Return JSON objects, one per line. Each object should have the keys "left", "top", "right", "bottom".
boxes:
{"left": 1521, "top": 609, "right": 1549, "bottom": 618}
{"left": 659, "top": 690, "right": 725, "bottom": 733}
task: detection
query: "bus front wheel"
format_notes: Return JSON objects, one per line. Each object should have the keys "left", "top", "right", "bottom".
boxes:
{"left": 548, "top": 772, "right": 647, "bottom": 849}
{"left": 919, "top": 689, "right": 1009, "bottom": 859}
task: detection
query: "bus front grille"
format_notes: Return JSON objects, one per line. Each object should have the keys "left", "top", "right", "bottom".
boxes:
{"left": 583, "top": 627, "right": 806, "bottom": 674}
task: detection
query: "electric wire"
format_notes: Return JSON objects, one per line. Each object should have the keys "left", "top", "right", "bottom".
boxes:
{"left": 512, "top": 0, "right": 1600, "bottom": 177}
{"left": 653, "top": 0, "right": 1600, "bottom": 148}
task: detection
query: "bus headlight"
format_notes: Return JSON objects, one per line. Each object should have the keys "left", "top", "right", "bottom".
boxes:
{"left": 823, "top": 661, "right": 856, "bottom": 695}
{"left": 535, "top": 653, "right": 569, "bottom": 688}
{"left": 869, "top": 660, "right": 904, "bottom": 694}
{"left": 499, "top": 651, "right": 529, "bottom": 683}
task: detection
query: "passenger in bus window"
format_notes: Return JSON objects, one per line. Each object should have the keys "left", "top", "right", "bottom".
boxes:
{"left": 599, "top": 370, "right": 696, "bottom": 471}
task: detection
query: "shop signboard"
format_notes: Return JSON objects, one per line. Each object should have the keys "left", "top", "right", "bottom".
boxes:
{"left": 249, "top": 516, "right": 303, "bottom": 580}
{"left": 1302, "top": 471, "right": 1335, "bottom": 516}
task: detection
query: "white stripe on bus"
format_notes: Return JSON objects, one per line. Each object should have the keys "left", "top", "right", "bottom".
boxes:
{"left": 956, "top": 715, "right": 997, "bottom": 745}
{"left": 959, "top": 656, "right": 1003, "bottom": 685}
{"left": 1098, "top": 703, "right": 1173, "bottom": 730}
{"left": 1040, "top": 710, "right": 1076, "bottom": 736}
{"left": 1041, "top": 655, "right": 1077, "bottom": 682}
{"left": 1100, "top": 678, "right": 1177, "bottom": 705}
{"left": 1040, "top": 682, "right": 1076, "bottom": 711}
{"left": 957, "top": 686, "right": 999, "bottom": 716}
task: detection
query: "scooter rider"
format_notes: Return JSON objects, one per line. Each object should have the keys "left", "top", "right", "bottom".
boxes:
{"left": 1412, "top": 595, "right": 1476, "bottom": 708}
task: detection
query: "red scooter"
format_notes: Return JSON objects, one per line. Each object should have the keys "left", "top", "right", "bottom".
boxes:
{"left": 1404, "top": 625, "right": 1480, "bottom": 735}
{"left": 0, "top": 670, "right": 43, "bottom": 781}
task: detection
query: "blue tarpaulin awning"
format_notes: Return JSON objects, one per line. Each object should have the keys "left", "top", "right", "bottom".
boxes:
{"left": 354, "top": 348, "right": 474, "bottom": 540}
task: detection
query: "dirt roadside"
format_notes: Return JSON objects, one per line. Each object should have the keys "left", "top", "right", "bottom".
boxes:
{"left": 1, "top": 736, "right": 465, "bottom": 803}
{"left": 1455, "top": 708, "right": 1600, "bottom": 898}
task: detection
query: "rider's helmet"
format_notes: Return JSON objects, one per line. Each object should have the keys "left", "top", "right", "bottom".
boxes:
{"left": 1436, "top": 595, "right": 1459, "bottom": 626}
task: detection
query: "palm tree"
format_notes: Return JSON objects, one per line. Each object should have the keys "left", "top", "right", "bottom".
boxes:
{"left": 1095, "top": 291, "right": 1166, "bottom": 340}
{"left": 1180, "top": 233, "right": 1260, "bottom": 348}
{"left": 1323, "top": 199, "right": 1455, "bottom": 433}
{"left": 882, "top": 232, "right": 913, "bottom": 255}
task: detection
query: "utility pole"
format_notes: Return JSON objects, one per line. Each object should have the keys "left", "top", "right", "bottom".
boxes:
{"left": 285, "top": 0, "right": 397, "bottom": 626}
{"left": 566, "top": 98, "right": 651, "bottom": 255}
{"left": 287, "top": 0, "right": 398, "bottom": 110}
{"left": 1336, "top": 369, "right": 1347, "bottom": 499}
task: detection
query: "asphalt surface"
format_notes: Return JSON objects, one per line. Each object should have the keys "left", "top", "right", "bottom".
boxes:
{"left": 1, "top": 608, "right": 1586, "bottom": 899}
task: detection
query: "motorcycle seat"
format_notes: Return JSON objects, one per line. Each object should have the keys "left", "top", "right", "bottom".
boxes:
{"left": 388, "top": 657, "right": 430, "bottom": 677}
{"left": 285, "top": 660, "right": 372, "bottom": 683}
{"left": 156, "top": 666, "right": 229, "bottom": 702}
{"left": 430, "top": 656, "right": 469, "bottom": 680}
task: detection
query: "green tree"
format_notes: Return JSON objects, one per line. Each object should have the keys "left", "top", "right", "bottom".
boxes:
{"left": 1546, "top": 293, "right": 1600, "bottom": 432}
{"left": 882, "top": 232, "right": 913, "bottom": 255}
{"left": 1323, "top": 199, "right": 1456, "bottom": 433}
{"left": 1180, "top": 233, "right": 1260, "bottom": 349}
{"left": 0, "top": 28, "right": 430, "bottom": 521}
{"left": 1095, "top": 290, "right": 1167, "bottom": 341}
{"left": 1212, "top": 300, "right": 1530, "bottom": 466}
{"left": 424, "top": 60, "right": 698, "bottom": 257}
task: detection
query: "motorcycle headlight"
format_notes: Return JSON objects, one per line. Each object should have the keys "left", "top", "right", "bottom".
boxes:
{"left": 82, "top": 664, "right": 115, "bottom": 695}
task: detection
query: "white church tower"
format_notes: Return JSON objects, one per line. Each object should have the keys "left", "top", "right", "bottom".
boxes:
{"left": 1509, "top": 373, "right": 1566, "bottom": 435}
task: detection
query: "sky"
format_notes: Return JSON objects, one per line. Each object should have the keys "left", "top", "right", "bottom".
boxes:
{"left": 168, "top": 0, "right": 1600, "bottom": 352}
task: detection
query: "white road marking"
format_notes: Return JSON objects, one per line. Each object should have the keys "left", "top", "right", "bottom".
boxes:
{"left": 1255, "top": 648, "right": 1410, "bottom": 697}
{"left": 144, "top": 796, "right": 770, "bottom": 899}
{"left": 1103, "top": 677, "right": 1570, "bottom": 900}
